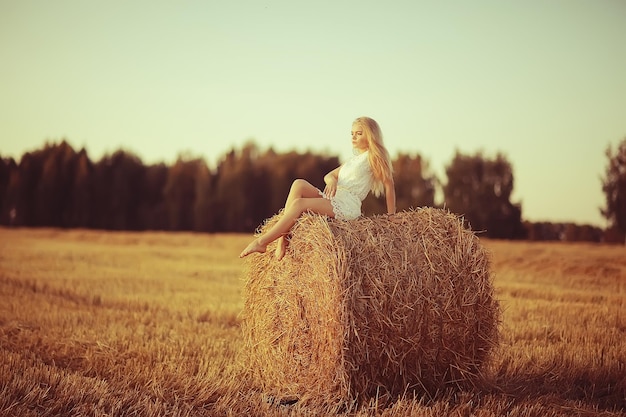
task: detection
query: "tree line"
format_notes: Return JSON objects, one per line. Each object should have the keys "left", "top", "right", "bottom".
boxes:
{"left": 1, "top": 138, "right": 624, "bottom": 243}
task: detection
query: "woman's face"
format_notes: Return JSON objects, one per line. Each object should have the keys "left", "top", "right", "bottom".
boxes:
{"left": 351, "top": 123, "right": 368, "bottom": 152}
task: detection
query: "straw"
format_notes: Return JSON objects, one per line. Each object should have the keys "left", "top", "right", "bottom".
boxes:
{"left": 241, "top": 207, "right": 500, "bottom": 404}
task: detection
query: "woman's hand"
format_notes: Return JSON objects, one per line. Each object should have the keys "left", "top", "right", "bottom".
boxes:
{"left": 323, "top": 167, "right": 340, "bottom": 198}
{"left": 323, "top": 180, "right": 337, "bottom": 198}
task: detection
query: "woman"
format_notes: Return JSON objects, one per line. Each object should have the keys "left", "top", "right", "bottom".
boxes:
{"left": 239, "top": 116, "right": 396, "bottom": 260}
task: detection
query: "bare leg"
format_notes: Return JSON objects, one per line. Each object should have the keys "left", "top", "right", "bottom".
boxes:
{"left": 239, "top": 238, "right": 267, "bottom": 257}
{"left": 270, "top": 179, "right": 325, "bottom": 259}
{"left": 239, "top": 197, "right": 334, "bottom": 258}
{"left": 284, "top": 179, "right": 321, "bottom": 209}
{"left": 275, "top": 233, "right": 289, "bottom": 260}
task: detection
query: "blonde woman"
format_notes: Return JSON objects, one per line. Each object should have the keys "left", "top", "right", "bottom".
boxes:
{"left": 240, "top": 117, "right": 396, "bottom": 260}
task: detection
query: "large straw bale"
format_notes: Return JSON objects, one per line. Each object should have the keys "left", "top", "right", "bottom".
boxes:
{"left": 241, "top": 207, "right": 500, "bottom": 404}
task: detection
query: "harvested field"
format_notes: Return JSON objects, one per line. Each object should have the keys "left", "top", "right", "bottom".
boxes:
{"left": 0, "top": 226, "right": 624, "bottom": 416}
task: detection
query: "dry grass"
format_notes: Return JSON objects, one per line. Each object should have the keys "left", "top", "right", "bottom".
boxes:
{"left": 242, "top": 209, "right": 499, "bottom": 404}
{"left": 0, "top": 226, "right": 624, "bottom": 416}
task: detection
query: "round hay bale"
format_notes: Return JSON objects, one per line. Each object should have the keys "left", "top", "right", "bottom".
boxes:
{"left": 241, "top": 207, "right": 500, "bottom": 404}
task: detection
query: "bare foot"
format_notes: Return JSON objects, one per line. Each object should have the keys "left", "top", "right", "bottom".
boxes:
{"left": 275, "top": 236, "right": 289, "bottom": 260}
{"left": 239, "top": 238, "right": 267, "bottom": 258}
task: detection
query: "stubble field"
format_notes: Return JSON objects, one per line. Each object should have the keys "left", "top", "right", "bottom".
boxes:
{"left": 0, "top": 227, "right": 624, "bottom": 416}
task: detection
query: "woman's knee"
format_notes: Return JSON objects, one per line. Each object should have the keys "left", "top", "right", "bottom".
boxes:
{"left": 289, "top": 197, "right": 306, "bottom": 213}
{"left": 290, "top": 178, "right": 310, "bottom": 194}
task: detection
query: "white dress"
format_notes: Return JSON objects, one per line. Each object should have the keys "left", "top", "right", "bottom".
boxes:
{"left": 319, "top": 151, "right": 373, "bottom": 220}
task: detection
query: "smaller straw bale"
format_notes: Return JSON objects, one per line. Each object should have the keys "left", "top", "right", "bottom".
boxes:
{"left": 241, "top": 207, "right": 500, "bottom": 404}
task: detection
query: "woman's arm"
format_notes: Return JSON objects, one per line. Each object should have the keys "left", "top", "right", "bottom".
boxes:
{"left": 323, "top": 167, "right": 341, "bottom": 197}
{"left": 384, "top": 178, "right": 396, "bottom": 216}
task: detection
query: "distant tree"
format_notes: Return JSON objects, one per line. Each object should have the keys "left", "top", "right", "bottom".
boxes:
{"left": 91, "top": 155, "right": 113, "bottom": 229}
{"left": 393, "top": 153, "right": 437, "bottom": 210}
{"left": 0, "top": 157, "right": 17, "bottom": 224}
{"left": 443, "top": 151, "right": 525, "bottom": 239}
{"left": 35, "top": 141, "right": 77, "bottom": 227}
{"left": 67, "top": 149, "right": 93, "bottom": 228}
{"left": 601, "top": 138, "right": 626, "bottom": 243}
{"left": 163, "top": 156, "right": 203, "bottom": 231}
{"left": 238, "top": 143, "right": 271, "bottom": 230}
{"left": 213, "top": 143, "right": 268, "bottom": 232}
{"left": 562, "top": 223, "right": 602, "bottom": 242}
{"left": 603, "top": 225, "right": 626, "bottom": 244}
{"left": 214, "top": 149, "right": 238, "bottom": 231}
{"left": 138, "top": 163, "right": 168, "bottom": 230}
{"left": 193, "top": 161, "right": 215, "bottom": 232}
{"left": 525, "top": 221, "right": 602, "bottom": 242}
{"left": 363, "top": 152, "right": 437, "bottom": 216}
{"left": 524, "top": 221, "right": 562, "bottom": 241}
{"left": 2, "top": 165, "right": 20, "bottom": 226}
{"left": 10, "top": 150, "right": 47, "bottom": 226}
{"left": 257, "top": 148, "right": 292, "bottom": 214}
{"left": 92, "top": 150, "right": 144, "bottom": 230}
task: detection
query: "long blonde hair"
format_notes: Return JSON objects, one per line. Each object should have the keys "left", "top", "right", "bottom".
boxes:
{"left": 354, "top": 116, "right": 393, "bottom": 197}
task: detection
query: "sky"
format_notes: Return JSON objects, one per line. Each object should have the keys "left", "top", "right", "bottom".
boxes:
{"left": 1, "top": 1, "right": 625, "bottom": 227}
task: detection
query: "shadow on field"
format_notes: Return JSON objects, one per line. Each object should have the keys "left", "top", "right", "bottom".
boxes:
{"left": 487, "top": 364, "right": 626, "bottom": 413}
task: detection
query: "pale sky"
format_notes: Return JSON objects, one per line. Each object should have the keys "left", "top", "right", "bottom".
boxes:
{"left": 1, "top": 0, "right": 625, "bottom": 227}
